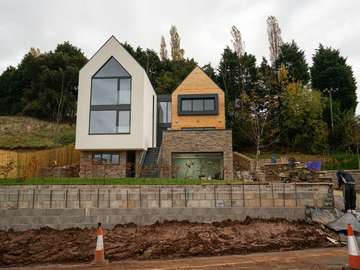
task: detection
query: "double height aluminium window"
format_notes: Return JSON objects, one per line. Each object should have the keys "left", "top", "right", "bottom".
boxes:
{"left": 89, "top": 57, "right": 131, "bottom": 134}
{"left": 158, "top": 101, "right": 171, "bottom": 123}
{"left": 178, "top": 94, "right": 218, "bottom": 115}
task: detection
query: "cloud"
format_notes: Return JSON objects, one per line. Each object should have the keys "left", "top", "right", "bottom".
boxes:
{"left": 0, "top": 0, "right": 359, "bottom": 113}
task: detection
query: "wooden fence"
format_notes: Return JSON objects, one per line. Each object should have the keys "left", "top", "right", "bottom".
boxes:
{"left": 0, "top": 145, "right": 80, "bottom": 179}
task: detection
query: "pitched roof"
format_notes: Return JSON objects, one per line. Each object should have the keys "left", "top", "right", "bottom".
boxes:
{"left": 173, "top": 66, "right": 223, "bottom": 93}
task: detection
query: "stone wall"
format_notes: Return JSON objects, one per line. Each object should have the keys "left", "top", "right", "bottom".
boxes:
{"left": 322, "top": 170, "right": 360, "bottom": 191}
{"left": 0, "top": 183, "right": 333, "bottom": 210}
{"left": 233, "top": 152, "right": 255, "bottom": 178}
{"left": 160, "top": 130, "right": 233, "bottom": 180}
{"left": 0, "top": 207, "right": 306, "bottom": 231}
{"left": 79, "top": 151, "right": 143, "bottom": 178}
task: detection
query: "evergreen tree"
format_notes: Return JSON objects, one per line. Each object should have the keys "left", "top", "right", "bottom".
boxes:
{"left": 311, "top": 44, "right": 357, "bottom": 112}
{"left": 277, "top": 41, "right": 310, "bottom": 84}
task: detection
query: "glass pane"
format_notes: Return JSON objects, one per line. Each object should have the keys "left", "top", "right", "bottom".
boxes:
{"left": 204, "top": 98, "right": 215, "bottom": 111}
{"left": 118, "top": 111, "right": 130, "bottom": 133}
{"left": 120, "top": 78, "right": 131, "bottom": 91}
{"left": 119, "top": 89, "right": 130, "bottom": 104}
{"left": 101, "top": 154, "right": 111, "bottom": 164}
{"left": 91, "top": 79, "right": 117, "bottom": 105}
{"left": 167, "top": 102, "right": 172, "bottom": 123}
{"left": 193, "top": 99, "right": 204, "bottom": 111}
{"left": 94, "top": 57, "right": 130, "bottom": 77}
{"left": 181, "top": 99, "right": 192, "bottom": 111}
{"left": 159, "top": 102, "right": 166, "bottom": 123}
{"left": 90, "top": 111, "right": 117, "bottom": 134}
{"left": 111, "top": 154, "right": 119, "bottom": 164}
{"left": 93, "top": 153, "right": 102, "bottom": 162}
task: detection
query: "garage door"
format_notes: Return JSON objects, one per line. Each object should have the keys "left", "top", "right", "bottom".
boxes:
{"left": 172, "top": 152, "right": 223, "bottom": 180}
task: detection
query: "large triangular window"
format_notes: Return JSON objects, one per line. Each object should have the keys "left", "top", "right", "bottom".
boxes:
{"left": 89, "top": 57, "right": 131, "bottom": 134}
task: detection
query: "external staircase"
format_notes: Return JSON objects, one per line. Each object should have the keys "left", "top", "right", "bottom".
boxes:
{"left": 140, "top": 147, "right": 160, "bottom": 178}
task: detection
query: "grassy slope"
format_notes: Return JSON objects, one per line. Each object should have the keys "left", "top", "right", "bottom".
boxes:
{"left": 0, "top": 177, "right": 240, "bottom": 185}
{"left": 0, "top": 116, "right": 75, "bottom": 149}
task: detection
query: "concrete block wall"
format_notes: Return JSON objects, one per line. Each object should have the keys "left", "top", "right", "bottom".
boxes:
{"left": 0, "top": 183, "right": 333, "bottom": 210}
{"left": 0, "top": 207, "right": 306, "bottom": 231}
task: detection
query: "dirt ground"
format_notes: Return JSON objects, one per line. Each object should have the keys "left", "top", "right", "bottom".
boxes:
{"left": 0, "top": 219, "right": 339, "bottom": 267}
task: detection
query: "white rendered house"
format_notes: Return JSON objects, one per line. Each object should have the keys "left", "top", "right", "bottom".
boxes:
{"left": 75, "top": 36, "right": 157, "bottom": 177}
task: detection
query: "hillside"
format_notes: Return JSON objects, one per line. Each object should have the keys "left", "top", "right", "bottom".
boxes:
{"left": 0, "top": 116, "right": 75, "bottom": 149}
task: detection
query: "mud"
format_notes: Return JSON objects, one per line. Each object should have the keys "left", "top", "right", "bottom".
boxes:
{"left": 0, "top": 218, "right": 338, "bottom": 267}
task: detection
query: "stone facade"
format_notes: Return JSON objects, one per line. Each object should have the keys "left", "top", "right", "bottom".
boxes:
{"left": 159, "top": 129, "right": 233, "bottom": 180}
{"left": 79, "top": 151, "right": 143, "bottom": 178}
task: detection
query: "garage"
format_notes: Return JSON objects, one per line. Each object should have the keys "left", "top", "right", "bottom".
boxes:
{"left": 172, "top": 152, "right": 224, "bottom": 180}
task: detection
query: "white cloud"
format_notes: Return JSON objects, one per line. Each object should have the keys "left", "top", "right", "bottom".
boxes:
{"left": 0, "top": 0, "right": 359, "bottom": 113}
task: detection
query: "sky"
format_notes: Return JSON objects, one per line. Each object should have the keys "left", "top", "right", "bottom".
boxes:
{"left": 1, "top": 0, "right": 359, "bottom": 113}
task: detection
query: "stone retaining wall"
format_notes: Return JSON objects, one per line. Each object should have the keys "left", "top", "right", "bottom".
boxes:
{"left": 0, "top": 183, "right": 333, "bottom": 210}
{"left": 0, "top": 207, "right": 306, "bottom": 231}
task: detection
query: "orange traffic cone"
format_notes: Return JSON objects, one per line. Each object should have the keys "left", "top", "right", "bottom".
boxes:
{"left": 93, "top": 223, "right": 107, "bottom": 265}
{"left": 348, "top": 224, "right": 360, "bottom": 269}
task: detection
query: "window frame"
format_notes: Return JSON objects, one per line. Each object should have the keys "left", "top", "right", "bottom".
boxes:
{"left": 88, "top": 57, "right": 132, "bottom": 135}
{"left": 158, "top": 101, "right": 172, "bottom": 124}
{"left": 178, "top": 94, "right": 218, "bottom": 115}
{"left": 92, "top": 152, "right": 120, "bottom": 165}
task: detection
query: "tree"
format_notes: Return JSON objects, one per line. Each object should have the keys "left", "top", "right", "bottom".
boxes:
{"left": 3, "top": 42, "right": 88, "bottom": 122}
{"left": 281, "top": 83, "right": 328, "bottom": 153}
{"left": 231, "top": 26, "right": 245, "bottom": 58}
{"left": 267, "top": 16, "right": 283, "bottom": 65}
{"left": 201, "top": 63, "right": 217, "bottom": 82}
{"left": 170, "top": 25, "right": 185, "bottom": 61}
{"left": 276, "top": 41, "right": 310, "bottom": 84}
{"left": 311, "top": 44, "right": 357, "bottom": 112}
{"left": 159, "top": 35, "right": 168, "bottom": 61}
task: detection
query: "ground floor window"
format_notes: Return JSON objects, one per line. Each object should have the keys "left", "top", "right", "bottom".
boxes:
{"left": 172, "top": 152, "right": 223, "bottom": 180}
{"left": 92, "top": 153, "right": 120, "bottom": 165}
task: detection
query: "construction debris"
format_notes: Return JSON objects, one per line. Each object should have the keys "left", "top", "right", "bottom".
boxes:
{"left": 0, "top": 219, "right": 339, "bottom": 267}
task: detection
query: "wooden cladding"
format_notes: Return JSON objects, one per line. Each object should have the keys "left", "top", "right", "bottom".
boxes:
{"left": 171, "top": 67, "right": 226, "bottom": 130}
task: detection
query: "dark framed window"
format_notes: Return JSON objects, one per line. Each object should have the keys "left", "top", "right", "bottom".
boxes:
{"left": 158, "top": 101, "right": 172, "bottom": 123}
{"left": 92, "top": 153, "right": 120, "bottom": 165}
{"left": 178, "top": 94, "right": 218, "bottom": 115}
{"left": 89, "top": 57, "right": 131, "bottom": 134}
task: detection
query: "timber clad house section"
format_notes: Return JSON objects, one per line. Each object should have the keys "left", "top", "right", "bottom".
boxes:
{"left": 159, "top": 67, "right": 233, "bottom": 180}
{"left": 76, "top": 36, "right": 233, "bottom": 180}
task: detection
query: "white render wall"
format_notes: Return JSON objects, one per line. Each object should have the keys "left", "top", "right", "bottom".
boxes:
{"left": 75, "top": 36, "right": 156, "bottom": 150}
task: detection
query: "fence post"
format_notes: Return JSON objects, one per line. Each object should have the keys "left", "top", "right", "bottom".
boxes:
{"left": 230, "top": 185, "right": 233, "bottom": 207}
{"left": 78, "top": 189, "right": 81, "bottom": 208}
{"left": 294, "top": 183, "right": 298, "bottom": 207}
{"left": 50, "top": 190, "right": 53, "bottom": 209}
{"left": 139, "top": 187, "right": 142, "bottom": 208}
